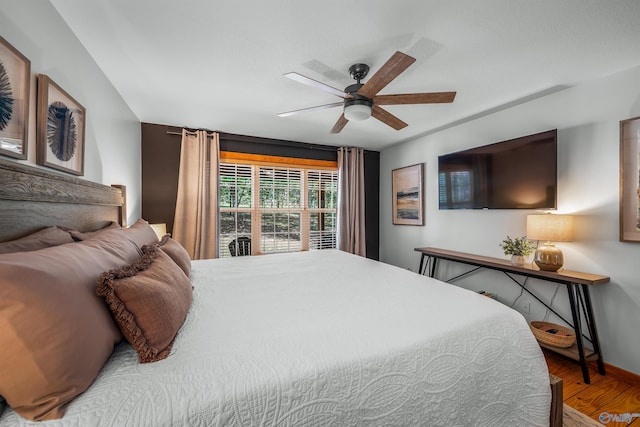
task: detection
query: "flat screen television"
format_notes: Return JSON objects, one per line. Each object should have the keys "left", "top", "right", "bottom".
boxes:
{"left": 438, "top": 129, "right": 557, "bottom": 209}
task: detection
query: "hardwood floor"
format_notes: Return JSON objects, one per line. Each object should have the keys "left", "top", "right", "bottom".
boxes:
{"left": 544, "top": 350, "right": 640, "bottom": 426}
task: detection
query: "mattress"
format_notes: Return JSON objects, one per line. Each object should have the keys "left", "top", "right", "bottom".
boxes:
{"left": 0, "top": 250, "right": 551, "bottom": 426}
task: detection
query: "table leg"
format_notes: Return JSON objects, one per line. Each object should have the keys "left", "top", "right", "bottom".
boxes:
{"left": 581, "top": 284, "right": 606, "bottom": 375}
{"left": 429, "top": 257, "right": 438, "bottom": 278}
{"left": 567, "top": 283, "right": 590, "bottom": 384}
{"left": 418, "top": 254, "right": 426, "bottom": 275}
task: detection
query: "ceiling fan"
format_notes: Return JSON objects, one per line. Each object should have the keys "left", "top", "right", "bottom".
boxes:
{"left": 278, "top": 51, "right": 456, "bottom": 134}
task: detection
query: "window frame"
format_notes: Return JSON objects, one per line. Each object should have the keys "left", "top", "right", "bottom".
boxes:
{"left": 219, "top": 151, "right": 338, "bottom": 256}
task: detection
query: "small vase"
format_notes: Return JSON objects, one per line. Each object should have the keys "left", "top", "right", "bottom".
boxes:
{"left": 511, "top": 255, "right": 526, "bottom": 266}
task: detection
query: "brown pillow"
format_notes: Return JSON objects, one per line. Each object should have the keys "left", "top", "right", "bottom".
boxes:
{"left": 0, "top": 228, "right": 141, "bottom": 421}
{"left": 0, "top": 226, "right": 74, "bottom": 254}
{"left": 58, "top": 221, "right": 121, "bottom": 241}
{"left": 123, "top": 218, "right": 159, "bottom": 248}
{"left": 96, "top": 245, "right": 192, "bottom": 363}
{"left": 158, "top": 234, "right": 191, "bottom": 277}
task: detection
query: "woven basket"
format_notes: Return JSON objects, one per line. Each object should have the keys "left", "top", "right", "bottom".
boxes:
{"left": 529, "top": 321, "right": 576, "bottom": 348}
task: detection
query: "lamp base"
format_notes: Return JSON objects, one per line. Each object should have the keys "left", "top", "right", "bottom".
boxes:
{"left": 534, "top": 243, "right": 564, "bottom": 272}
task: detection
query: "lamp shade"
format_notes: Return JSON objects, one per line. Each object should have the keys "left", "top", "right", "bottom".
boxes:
{"left": 150, "top": 223, "right": 167, "bottom": 239}
{"left": 526, "top": 214, "right": 574, "bottom": 242}
{"left": 527, "top": 214, "right": 573, "bottom": 271}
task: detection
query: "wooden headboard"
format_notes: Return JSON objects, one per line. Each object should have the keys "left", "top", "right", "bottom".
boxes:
{"left": 0, "top": 158, "right": 125, "bottom": 242}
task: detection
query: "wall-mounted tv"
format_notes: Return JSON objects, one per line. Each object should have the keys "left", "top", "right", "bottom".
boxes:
{"left": 438, "top": 129, "right": 557, "bottom": 209}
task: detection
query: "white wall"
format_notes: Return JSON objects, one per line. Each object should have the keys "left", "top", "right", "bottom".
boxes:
{"left": 0, "top": 1, "right": 141, "bottom": 224}
{"left": 380, "top": 65, "right": 640, "bottom": 375}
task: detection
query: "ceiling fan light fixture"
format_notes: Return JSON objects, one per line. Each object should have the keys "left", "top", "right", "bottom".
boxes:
{"left": 281, "top": 51, "right": 456, "bottom": 133}
{"left": 344, "top": 98, "right": 372, "bottom": 121}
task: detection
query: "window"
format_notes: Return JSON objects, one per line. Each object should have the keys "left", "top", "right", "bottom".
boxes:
{"left": 307, "top": 170, "right": 337, "bottom": 250}
{"left": 220, "top": 163, "right": 253, "bottom": 256}
{"left": 219, "top": 154, "right": 338, "bottom": 257}
{"left": 259, "top": 167, "right": 303, "bottom": 253}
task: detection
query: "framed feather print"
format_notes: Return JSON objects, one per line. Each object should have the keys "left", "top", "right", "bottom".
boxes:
{"left": 0, "top": 35, "right": 30, "bottom": 160}
{"left": 36, "top": 74, "right": 85, "bottom": 175}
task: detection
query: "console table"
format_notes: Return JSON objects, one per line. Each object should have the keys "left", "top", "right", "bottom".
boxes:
{"left": 415, "top": 247, "right": 610, "bottom": 384}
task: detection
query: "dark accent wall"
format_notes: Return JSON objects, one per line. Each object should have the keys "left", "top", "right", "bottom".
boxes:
{"left": 219, "top": 132, "right": 338, "bottom": 161}
{"left": 363, "top": 150, "right": 380, "bottom": 260}
{"left": 141, "top": 122, "right": 380, "bottom": 260}
{"left": 141, "top": 123, "right": 181, "bottom": 233}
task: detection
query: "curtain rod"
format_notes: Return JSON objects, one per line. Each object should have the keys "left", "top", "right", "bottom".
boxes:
{"left": 165, "top": 127, "right": 374, "bottom": 153}
{"left": 166, "top": 128, "right": 336, "bottom": 152}
{"left": 166, "top": 128, "right": 216, "bottom": 137}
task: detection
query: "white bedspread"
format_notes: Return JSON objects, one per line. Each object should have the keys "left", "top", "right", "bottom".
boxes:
{"left": 1, "top": 250, "right": 551, "bottom": 426}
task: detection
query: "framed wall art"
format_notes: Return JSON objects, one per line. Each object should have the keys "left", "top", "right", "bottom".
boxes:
{"left": 36, "top": 74, "right": 85, "bottom": 176}
{"left": 620, "top": 116, "right": 640, "bottom": 242}
{"left": 0, "top": 35, "right": 30, "bottom": 160}
{"left": 392, "top": 163, "right": 424, "bottom": 225}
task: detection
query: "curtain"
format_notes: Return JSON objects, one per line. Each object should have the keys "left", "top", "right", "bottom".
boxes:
{"left": 337, "top": 147, "right": 366, "bottom": 257}
{"left": 173, "top": 130, "right": 219, "bottom": 260}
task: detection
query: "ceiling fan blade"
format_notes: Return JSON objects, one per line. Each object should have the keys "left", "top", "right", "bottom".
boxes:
{"left": 358, "top": 51, "right": 416, "bottom": 99}
{"left": 374, "top": 92, "right": 457, "bottom": 105}
{"left": 283, "top": 72, "right": 346, "bottom": 98}
{"left": 277, "top": 102, "right": 343, "bottom": 117}
{"left": 330, "top": 114, "right": 349, "bottom": 134}
{"left": 371, "top": 105, "right": 408, "bottom": 131}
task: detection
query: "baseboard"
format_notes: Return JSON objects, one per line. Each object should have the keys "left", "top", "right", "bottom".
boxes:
{"left": 591, "top": 361, "right": 640, "bottom": 388}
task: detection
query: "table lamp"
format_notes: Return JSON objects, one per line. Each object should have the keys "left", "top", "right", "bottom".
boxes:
{"left": 150, "top": 223, "right": 167, "bottom": 240}
{"left": 526, "top": 214, "right": 574, "bottom": 271}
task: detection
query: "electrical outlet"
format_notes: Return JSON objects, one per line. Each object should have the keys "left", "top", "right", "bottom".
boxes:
{"left": 522, "top": 301, "right": 531, "bottom": 314}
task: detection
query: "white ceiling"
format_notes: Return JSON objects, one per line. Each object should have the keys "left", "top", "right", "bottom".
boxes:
{"left": 50, "top": 0, "right": 640, "bottom": 151}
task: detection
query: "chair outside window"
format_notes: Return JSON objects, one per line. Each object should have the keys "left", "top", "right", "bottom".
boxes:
{"left": 229, "top": 236, "right": 251, "bottom": 256}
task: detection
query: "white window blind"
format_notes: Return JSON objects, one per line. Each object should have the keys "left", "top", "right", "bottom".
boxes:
{"left": 259, "top": 167, "right": 302, "bottom": 209}
{"left": 219, "top": 161, "right": 337, "bottom": 257}
{"left": 308, "top": 170, "right": 337, "bottom": 250}
{"left": 220, "top": 163, "right": 253, "bottom": 257}
{"left": 259, "top": 166, "right": 303, "bottom": 254}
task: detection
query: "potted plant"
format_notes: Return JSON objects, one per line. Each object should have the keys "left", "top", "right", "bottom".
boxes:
{"left": 499, "top": 236, "right": 535, "bottom": 265}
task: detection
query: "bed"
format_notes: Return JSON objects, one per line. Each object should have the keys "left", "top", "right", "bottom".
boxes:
{"left": 0, "top": 158, "right": 552, "bottom": 426}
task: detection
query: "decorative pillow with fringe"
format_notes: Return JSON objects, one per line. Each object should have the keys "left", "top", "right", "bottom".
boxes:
{"left": 96, "top": 244, "right": 192, "bottom": 363}
{"left": 158, "top": 234, "right": 191, "bottom": 277}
